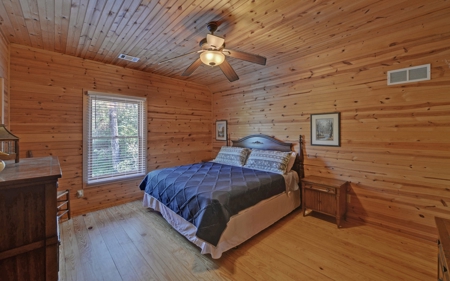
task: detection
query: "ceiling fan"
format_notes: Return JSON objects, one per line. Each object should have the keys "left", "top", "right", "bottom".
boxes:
{"left": 158, "top": 21, "right": 267, "bottom": 82}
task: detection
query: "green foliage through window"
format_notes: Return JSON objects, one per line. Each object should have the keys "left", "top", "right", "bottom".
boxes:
{"left": 84, "top": 93, "right": 146, "bottom": 184}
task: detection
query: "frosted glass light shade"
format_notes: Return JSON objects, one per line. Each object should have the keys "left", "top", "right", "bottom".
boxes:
{"left": 200, "top": 51, "right": 225, "bottom": 66}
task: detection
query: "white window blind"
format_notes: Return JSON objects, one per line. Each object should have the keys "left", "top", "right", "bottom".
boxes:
{"left": 83, "top": 92, "right": 147, "bottom": 185}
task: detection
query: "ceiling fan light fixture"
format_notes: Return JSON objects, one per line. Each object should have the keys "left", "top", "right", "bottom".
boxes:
{"left": 200, "top": 51, "right": 225, "bottom": 66}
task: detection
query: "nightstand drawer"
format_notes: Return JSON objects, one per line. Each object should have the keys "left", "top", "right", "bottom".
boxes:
{"left": 304, "top": 183, "right": 335, "bottom": 194}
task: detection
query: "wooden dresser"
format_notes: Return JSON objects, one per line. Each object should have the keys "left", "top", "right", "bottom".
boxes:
{"left": 0, "top": 156, "right": 62, "bottom": 281}
{"left": 435, "top": 217, "right": 450, "bottom": 281}
{"left": 301, "top": 175, "right": 348, "bottom": 228}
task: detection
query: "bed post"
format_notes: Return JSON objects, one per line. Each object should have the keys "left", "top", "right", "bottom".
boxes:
{"left": 299, "top": 135, "right": 302, "bottom": 154}
{"left": 299, "top": 135, "right": 304, "bottom": 178}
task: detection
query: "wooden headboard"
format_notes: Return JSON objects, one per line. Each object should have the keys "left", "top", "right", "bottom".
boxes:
{"left": 232, "top": 134, "right": 304, "bottom": 178}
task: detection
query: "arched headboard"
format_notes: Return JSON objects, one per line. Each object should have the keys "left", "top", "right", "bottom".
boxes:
{"left": 232, "top": 134, "right": 304, "bottom": 179}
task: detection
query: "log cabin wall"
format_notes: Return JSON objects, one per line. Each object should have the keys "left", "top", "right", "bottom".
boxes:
{"left": 211, "top": 3, "right": 450, "bottom": 241}
{"left": 0, "top": 30, "right": 9, "bottom": 127}
{"left": 9, "top": 44, "right": 212, "bottom": 216}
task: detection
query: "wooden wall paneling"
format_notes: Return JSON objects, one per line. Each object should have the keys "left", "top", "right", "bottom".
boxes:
{"left": 0, "top": 0, "right": 449, "bottom": 244}
{"left": 0, "top": 0, "right": 448, "bottom": 87}
{"left": 9, "top": 46, "right": 215, "bottom": 96}
{"left": 264, "top": 2, "right": 446, "bottom": 81}
{"left": 212, "top": 2, "right": 450, "bottom": 241}
{"left": 9, "top": 44, "right": 212, "bottom": 216}
{"left": 0, "top": 30, "right": 10, "bottom": 126}
{"left": 207, "top": 2, "right": 450, "bottom": 92}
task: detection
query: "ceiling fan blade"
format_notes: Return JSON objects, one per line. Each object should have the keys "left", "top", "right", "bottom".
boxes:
{"left": 219, "top": 59, "right": 239, "bottom": 82}
{"left": 223, "top": 48, "right": 266, "bottom": 65}
{"left": 207, "top": 34, "right": 225, "bottom": 49}
{"left": 159, "top": 50, "right": 203, "bottom": 64}
{"left": 181, "top": 58, "right": 202, "bottom": 76}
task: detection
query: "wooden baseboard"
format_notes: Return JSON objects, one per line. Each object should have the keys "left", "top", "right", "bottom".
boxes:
{"left": 71, "top": 195, "right": 142, "bottom": 217}
{"left": 346, "top": 216, "right": 436, "bottom": 245}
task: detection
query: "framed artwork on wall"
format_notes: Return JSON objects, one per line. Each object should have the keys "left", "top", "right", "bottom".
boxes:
{"left": 215, "top": 120, "right": 227, "bottom": 141}
{"left": 310, "top": 112, "right": 340, "bottom": 147}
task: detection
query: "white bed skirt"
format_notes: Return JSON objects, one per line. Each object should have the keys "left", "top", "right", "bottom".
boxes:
{"left": 142, "top": 188, "right": 301, "bottom": 259}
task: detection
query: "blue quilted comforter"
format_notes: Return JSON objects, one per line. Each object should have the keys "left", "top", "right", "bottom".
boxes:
{"left": 139, "top": 161, "right": 286, "bottom": 246}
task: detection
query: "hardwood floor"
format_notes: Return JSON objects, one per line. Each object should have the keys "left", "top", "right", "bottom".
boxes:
{"left": 59, "top": 200, "right": 436, "bottom": 281}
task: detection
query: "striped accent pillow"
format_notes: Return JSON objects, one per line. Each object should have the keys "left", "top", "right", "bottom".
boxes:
{"left": 213, "top": 146, "right": 251, "bottom": 167}
{"left": 244, "top": 149, "right": 291, "bottom": 174}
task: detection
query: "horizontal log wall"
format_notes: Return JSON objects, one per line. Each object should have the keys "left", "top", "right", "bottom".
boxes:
{"left": 0, "top": 30, "right": 9, "bottom": 127}
{"left": 212, "top": 3, "right": 450, "bottom": 241}
{"left": 9, "top": 44, "right": 212, "bottom": 216}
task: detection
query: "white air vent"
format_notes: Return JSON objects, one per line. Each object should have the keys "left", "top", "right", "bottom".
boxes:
{"left": 118, "top": 54, "right": 140, "bottom": 62}
{"left": 387, "top": 64, "right": 430, "bottom": 85}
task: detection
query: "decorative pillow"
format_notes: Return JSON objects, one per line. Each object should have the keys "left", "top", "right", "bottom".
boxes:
{"left": 286, "top": 152, "right": 297, "bottom": 173}
{"left": 212, "top": 146, "right": 251, "bottom": 167}
{"left": 244, "top": 149, "right": 292, "bottom": 174}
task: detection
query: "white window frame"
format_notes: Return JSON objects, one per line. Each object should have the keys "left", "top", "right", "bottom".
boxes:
{"left": 83, "top": 91, "right": 147, "bottom": 186}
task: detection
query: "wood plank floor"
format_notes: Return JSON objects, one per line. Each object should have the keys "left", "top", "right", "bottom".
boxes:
{"left": 59, "top": 200, "right": 437, "bottom": 281}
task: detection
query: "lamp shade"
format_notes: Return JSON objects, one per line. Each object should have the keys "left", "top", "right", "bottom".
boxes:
{"left": 200, "top": 51, "right": 225, "bottom": 66}
{"left": 0, "top": 125, "right": 19, "bottom": 140}
{"left": 0, "top": 124, "right": 19, "bottom": 163}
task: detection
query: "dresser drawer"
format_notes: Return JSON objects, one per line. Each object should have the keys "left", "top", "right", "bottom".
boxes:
{"left": 304, "top": 183, "right": 336, "bottom": 194}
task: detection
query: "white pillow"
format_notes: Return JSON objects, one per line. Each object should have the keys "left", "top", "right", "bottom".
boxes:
{"left": 212, "top": 146, "right": 251, "bottom": 167}
{"left": 244, "top": 149, "right": 291, "bottom": 174}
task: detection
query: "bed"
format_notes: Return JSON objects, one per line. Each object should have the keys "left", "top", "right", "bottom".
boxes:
{"left": 139, "top": 134, "right": 304, "bottom": 259}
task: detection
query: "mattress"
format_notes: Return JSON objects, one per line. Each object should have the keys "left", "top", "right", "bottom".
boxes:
{"left": 139, "top": 161, "right": 288, "bottom": 245}
{"left": 142, "top": 170, "right": 300, "bottom": 258}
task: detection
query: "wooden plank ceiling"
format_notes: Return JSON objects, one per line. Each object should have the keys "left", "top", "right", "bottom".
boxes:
{"left": 0, "top": 0, "right": 401, "bottom": 89}
{"left": 1, "top": 0, "right": 448, "bottom": 91}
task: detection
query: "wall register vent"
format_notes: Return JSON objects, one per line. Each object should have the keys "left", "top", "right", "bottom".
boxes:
{"left": 118, "top": 54, "right": 140, "bottom": 62}
{"left": 387, "top": 64, "right": 430, "bottom": 85}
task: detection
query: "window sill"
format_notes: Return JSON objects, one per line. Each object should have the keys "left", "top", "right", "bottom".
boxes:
{"left": 83, "top": 173, "right": 146, "bottom": 189}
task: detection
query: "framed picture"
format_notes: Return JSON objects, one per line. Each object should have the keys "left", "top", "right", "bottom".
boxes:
{"left": 310, "top": 112, "right": 340, "bottom": 147}
{"left": 215, "top": 120, "right": 227, "bottom": 141}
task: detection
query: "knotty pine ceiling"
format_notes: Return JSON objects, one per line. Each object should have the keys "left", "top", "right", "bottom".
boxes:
{"left": 0, "top": 0, "right": 441, "bottom": 92}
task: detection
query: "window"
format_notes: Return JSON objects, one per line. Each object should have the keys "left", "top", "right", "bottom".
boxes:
{"left": 83, "top": 92, "right": 147, "bottom": 185}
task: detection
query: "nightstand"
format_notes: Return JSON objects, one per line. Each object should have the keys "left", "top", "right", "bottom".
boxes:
{"left": 301, "top": 175, "right": 348, "bottom": 228}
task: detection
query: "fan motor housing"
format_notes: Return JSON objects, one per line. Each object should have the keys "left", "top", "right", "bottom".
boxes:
{"left": 199, "top": 37, "right": 225, "bottom": 49}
